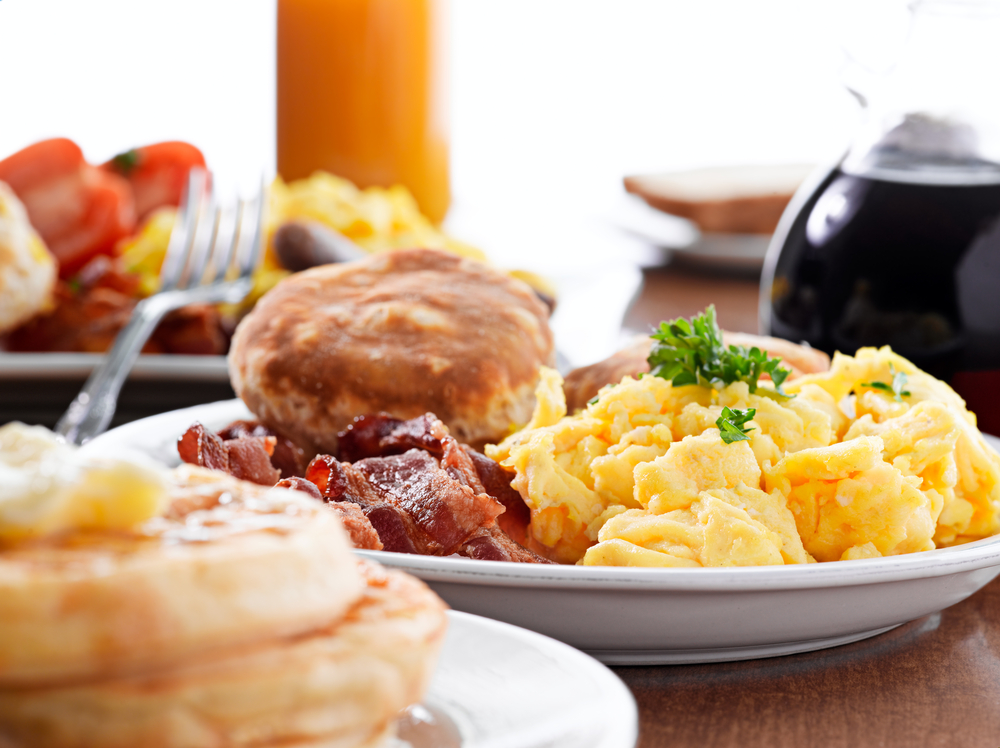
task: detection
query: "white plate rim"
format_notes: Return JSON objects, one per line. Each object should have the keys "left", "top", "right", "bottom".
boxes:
{"left": 435, "top": 610, "right": 638, "bottom": 748}
{"left": 356, "top": 532, "right": 1000, "bottom": 592}
{"left": 85, "top": 398, "right": 1000, "bottom": 593}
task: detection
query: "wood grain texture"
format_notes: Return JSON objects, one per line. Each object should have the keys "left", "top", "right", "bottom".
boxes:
{"left": 623, "top": 265, "right": 761, "bottom": 337}
{"left": 615, "top": 576, "right": 1000, "bottom": 747}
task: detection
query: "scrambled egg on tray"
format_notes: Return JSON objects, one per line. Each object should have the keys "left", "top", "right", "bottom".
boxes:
{"left": 488, "top": 329, "right": 1000, "bottom": 567}
{"left": 116, "top": 171, "right": 487, "bottom": 303}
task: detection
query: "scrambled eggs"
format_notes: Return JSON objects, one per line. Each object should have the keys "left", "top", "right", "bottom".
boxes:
{"left": 268, "top": 172, "right": 484, "bottom": 260}
{"left": 116, "top": 172, "right": 486, "bottom": 304}
{"left": 487, "top": 347, "right": 1000, "bottom": 566}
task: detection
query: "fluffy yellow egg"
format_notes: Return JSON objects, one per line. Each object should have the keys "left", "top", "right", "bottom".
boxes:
{"left": 491, "top": 346, "right": 1000, "bottom": 567}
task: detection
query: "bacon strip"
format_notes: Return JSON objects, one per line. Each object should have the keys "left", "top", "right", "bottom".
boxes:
{"left": 354, "top": 449, "right": 503, "bottom": 553}
{"left": 458, "top": 525, "right": 554, "bottom": 563}
{"left": 307, "top": 449, "right": 504, "bottom": 556}
{"left": 337, "top": 412, "right": 447, "bottom": 462}
{"left": 338, "top": 412, "right": 532, "bottom": 544}
{"left": 218, "top": 420, "right": 309, "bottom": 478}
{"left": 335, "top": 412, "right": 540, "bottom": 560}
{"left": 306, "top": 455, "right": 425, "bottom": 554}
{"left": 177, "top": 422, "right": 279, "bottom": 486}
{"left": 272, "top": 475, "right": 382, "bottom": 551}
{"left": 463, "top": 447, "right": 531, "bottom": 546}
{"left": 179, "top": 412, "right": 545, "bottom": 562}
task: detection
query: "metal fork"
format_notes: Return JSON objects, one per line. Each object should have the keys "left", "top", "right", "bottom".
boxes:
{"left": 55, "top": 169, "right": 265, "bottom": 445}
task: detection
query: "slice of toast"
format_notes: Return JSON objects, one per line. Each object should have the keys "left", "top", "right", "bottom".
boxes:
{"left": 624, "top": 164, "right": 814, "bottom": 234}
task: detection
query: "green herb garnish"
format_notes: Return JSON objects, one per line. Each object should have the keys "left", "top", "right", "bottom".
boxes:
{"left": 647, "top": 305, "right": 792, "bottom": 399}
{"left": 716, "top": 407, "right": 756, "bottom": 444}
{"left": 110, "top": 148, "right": 141, "bottom": 174}
{"left": 860, "top": 366, "right": 910, "bottom": 402}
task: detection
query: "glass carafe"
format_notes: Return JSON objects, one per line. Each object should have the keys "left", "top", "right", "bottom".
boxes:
{"left": 761, "top": 0, "right": 1000, "bottom": 431}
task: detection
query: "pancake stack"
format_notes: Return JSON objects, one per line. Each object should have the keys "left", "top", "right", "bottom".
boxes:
{"left": 0, "top": 465, "right": 447, "bottom": 748}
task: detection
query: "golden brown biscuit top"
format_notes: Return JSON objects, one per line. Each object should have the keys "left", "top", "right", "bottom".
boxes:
{"left": 230, "top": 249, "right": 554, "bottom": 450}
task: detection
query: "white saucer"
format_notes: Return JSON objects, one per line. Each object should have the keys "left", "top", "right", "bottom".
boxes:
{"left": 402, "top": 611, "right": 637, "bottom": 748}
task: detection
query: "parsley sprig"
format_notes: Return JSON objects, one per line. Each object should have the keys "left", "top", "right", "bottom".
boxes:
{"left": 716, "top": 407, "right": 756, "bottom": 444}
{"left": 109, "top": 148, "right": 141, "bottom": 174}
{"left": 860, "top": 366, "right": 911, "bottom": 402}
{"left": 647, "top": 306, "right": 792, "bottom": 399}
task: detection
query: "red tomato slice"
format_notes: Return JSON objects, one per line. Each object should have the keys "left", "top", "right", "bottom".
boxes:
{"left": 0, "top": 139, "right": 138, "bottom": 278}
{"left": 44, "top": 168, "right": 136, "bottom": 278}
{"left": 103, "top": 141, "right": 207, "bottom": 220}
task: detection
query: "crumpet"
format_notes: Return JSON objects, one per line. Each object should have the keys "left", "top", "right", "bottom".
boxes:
{"left": 0, "top": 465, "right": 363, "bottom": 686}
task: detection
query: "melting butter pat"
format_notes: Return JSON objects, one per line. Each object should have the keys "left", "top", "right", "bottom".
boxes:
{"left": 0, "top": 423, "right": 168, "bottom": 540}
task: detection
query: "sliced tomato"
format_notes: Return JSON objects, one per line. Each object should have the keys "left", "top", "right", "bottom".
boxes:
{"left": 44, "top": 168, "right": 137, "bottom": 277}
{"left": 0, "top": 138, "right": 84, "bottom": 193}
{"left": 102, "top": 141, "right": 206, "bottom": 220}
{"left": 0, "top": 138, "right": 137, "bottom": 277}
{"left": 0, "top": 138, "right": 88, "bottom": 242}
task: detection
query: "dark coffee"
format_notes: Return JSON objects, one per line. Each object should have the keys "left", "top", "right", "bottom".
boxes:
{"left": 761, "top": 167, "right": 1000, "bottom": 431}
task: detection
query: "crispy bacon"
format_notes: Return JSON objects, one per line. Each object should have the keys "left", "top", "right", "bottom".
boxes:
{"left": 274, "top": 475, "right": 323, "bottom": 500}
{"left": 458, "top": 525, "right": 554, "bottom": 563}
{"left": 334, "top": 412, "right": 540, "bottom": 561}
{"left": 275, "top": 475, "right": 383, "bottom": 551}
{"left": 306, "top": 455, "right": 425, "bottom": 554}
{"left": 178, "top": 411, "right": 546, "bottom": 562}
{"left": 326, "top": 501, "right": 383, "bottom": 551}
{"left": 337, "top": 413, "right": 447, "bottom": 462}
{"left": 463, "top": 447, "right": 531, "bottom": 546}
{"left": 355, "top": 449, "right": 503, "bottom": 552}
{"left": 177, "top": 422, "right": 280, "bottom": 486}
{"left": 439, "top": 437, "right": 486, "bottom": 492}
{"left": 306, "top": 449, "right": 503, "bottom": 556}
{"left": 338, "top": 412, "right": 532, "bottom": 545}
{"left": 218, "top": 420, "right": 309, "bottom": 478}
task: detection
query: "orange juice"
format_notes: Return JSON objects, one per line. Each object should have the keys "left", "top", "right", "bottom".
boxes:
{"left": 277, "top": 0, "right": 450, "bottom": 223}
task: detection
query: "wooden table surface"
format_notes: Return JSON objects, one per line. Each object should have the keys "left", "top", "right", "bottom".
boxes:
{"left": 623, "top": 261, "right": 762, "bottom": 337}
{"left": 615, "top": 261, "right": 1000, "bottom": 748}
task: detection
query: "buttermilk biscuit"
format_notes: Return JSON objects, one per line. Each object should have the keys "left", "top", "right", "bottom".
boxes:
{"left": 0, "top": 465, "right": 363, "bottom": 686}
{"left": 0, "top": 562, "right": 447, "bottom": 748}
{"left": 229, "top": 248, "right": 554, "bottom": 452}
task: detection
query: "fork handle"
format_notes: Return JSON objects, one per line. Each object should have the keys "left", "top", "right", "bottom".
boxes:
{"left": 55, "top": 293, "right": 181, "bottom": 446}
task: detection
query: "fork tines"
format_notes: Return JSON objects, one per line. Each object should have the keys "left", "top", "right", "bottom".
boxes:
{"left": 160, "top": 169, "right": 265, "bottom": 294}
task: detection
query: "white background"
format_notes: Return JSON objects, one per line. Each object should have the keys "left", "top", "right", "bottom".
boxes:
{"left": 0, "top": 0, "right": 908, "bottom": 207}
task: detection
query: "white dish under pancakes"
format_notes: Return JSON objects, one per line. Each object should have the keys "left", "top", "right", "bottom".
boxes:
{"left": 87, "top": 398, "right": 1000, "bottom": 665}
{"left": 401, "top": 611, "right": 638, "bottom": 748}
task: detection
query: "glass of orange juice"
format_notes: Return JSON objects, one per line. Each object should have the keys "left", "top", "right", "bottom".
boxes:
{"left": 277, "top": 0, "right": 450, "bottom": 223}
